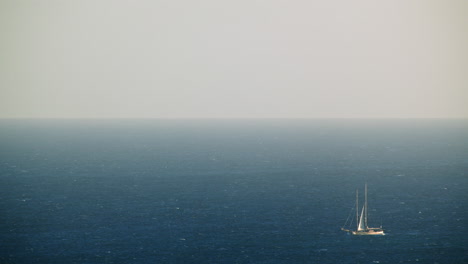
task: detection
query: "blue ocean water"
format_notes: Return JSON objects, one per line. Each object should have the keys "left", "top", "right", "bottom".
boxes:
{"left": 0, "top": 119, "right": 467, "bottom": 264}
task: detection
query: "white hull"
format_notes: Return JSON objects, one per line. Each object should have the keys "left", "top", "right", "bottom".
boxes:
{"left": 352, "top": 230, "right": 385, "bottom": 236}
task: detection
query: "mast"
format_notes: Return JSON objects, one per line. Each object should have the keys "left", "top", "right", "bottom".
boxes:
{"left": 365, "top": 183, "right": 368, "bottom": 229}
{"left": 356, "top": 189, "right": 359, "bottom": 231}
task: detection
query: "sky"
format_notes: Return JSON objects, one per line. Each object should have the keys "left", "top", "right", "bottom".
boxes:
{"left": 1, "top": 0, "right": 467, "bottom": 119}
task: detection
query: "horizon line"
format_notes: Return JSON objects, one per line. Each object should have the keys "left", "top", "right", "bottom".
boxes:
{"left": 1, "top": 117, "right": 467, "bottom": 120}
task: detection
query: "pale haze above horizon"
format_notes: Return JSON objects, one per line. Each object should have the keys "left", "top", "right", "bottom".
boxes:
{"left": 1, "top": 0, "right": 467, "bottom": 119}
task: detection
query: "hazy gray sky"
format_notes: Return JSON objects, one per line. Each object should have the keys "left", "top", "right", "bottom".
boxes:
{"left": 1, "top": 0, "right": 467, "bottom": 118}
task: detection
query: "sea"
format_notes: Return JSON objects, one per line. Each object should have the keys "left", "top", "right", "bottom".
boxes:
{"left": 0, "top": 119, "right": 467, "bottom": 264}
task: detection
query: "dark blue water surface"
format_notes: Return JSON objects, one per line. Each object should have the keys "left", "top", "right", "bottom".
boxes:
{"left": 0, "top": 119, "right": 467, "bottom": 264}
